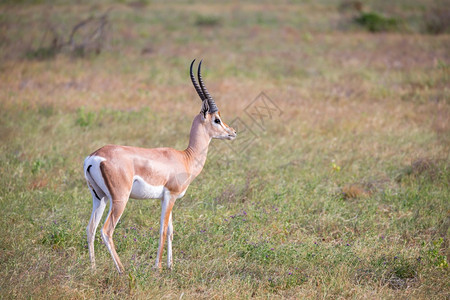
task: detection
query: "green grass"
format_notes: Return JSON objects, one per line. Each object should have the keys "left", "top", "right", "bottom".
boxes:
{"left": 0, "top": 0, "right": 449, "bottom": 299}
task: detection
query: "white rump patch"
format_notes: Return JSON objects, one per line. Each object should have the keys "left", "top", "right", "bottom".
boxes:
{"left": 84, "top": 155, "right": 111, "bottom": 200}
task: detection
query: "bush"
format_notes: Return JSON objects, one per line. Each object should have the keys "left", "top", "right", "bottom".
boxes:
{"left": 354, "top": 12, "right": 399, "bottom": 32}
{"left": 195, "top": 15, "right": 221, "bottom": 27}
{"left": 25, "top": 45, "right": 60, "bottom": 60}
{"left": 424, "top": 6, "right": 450, "bottom": 34}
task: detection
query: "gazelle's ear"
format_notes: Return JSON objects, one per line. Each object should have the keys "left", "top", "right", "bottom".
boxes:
{"left": 200, "top": 100, "right": 209, "bottom": 120}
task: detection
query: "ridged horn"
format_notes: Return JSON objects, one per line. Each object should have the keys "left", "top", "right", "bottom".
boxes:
{"left": 197, "top": 60, "right": 219, "bottom": 113}
{"left": 190, "top": 59, "right": 206, "bottom": 101}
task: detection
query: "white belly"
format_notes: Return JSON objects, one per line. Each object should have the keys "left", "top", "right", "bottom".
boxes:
{"left": 129, "top": 176, "right": 164, "bottom": 199}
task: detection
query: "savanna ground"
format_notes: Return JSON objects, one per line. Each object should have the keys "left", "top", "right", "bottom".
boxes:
{"left": 0, "top": 0, "right": 449, "bottom": 298}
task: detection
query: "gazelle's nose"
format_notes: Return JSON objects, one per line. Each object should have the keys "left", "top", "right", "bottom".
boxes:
{"left": 227, "top": 127, "right": 237, "bottom": 139}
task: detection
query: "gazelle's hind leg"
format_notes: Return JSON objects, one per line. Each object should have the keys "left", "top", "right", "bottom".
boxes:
{"left": 86, "top": 190, "right": 107, "bottom": 269}
{"left": 101, "top": 197, "right": 129, "bottom": 273}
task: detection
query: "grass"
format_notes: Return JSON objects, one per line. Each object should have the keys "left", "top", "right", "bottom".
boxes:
{"left": 0, "top": 0, "right": 449, "bottom": 299}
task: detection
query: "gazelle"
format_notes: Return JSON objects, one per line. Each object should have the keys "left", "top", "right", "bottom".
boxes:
{"left": 83, "top": 60, "right": 236, "bottom": 273}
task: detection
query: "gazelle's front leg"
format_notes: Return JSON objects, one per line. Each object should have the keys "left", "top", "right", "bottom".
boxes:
{"left": 154, "top": 190, "right": 176, "bottom": 270}
{"left": 167, "top": 211, "right": 174, "bottom": 268}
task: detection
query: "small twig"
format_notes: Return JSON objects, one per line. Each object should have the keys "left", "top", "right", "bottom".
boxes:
{"left": 67, "top": 16, "right": 94, "bottom": 48}
{"left": 28, "top": 10, "right": 111, "bottom": 59}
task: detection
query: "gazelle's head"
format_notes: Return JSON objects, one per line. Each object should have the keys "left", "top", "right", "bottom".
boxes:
{"left": 190, "top": 59, "right": 237, "bottom": 140}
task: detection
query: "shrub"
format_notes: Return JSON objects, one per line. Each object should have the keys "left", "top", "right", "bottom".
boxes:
{"left": 195, "top": 15, "right": 221, "bottom": 27}
{"left": 25, "top": 45, "right": 60, "bottom": 60}
{"left": 354, "top": 12, "right": 399, "bottom": 32}
{"left": 423, "top": 6, "right": 450, "bottom": 34}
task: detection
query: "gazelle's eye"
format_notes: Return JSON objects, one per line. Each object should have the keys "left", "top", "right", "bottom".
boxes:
{"left": 214, "top": 118, "right": 221, "bottom": 124}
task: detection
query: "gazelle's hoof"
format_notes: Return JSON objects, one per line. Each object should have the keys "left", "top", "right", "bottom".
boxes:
{"left": 90, "top": 262, "right": 97, "bottom": 270}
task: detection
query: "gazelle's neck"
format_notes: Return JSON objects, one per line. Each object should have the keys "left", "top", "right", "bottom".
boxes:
{"left": 184, "top": 114, "right": 211, "bottom": 176}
